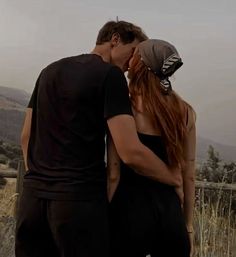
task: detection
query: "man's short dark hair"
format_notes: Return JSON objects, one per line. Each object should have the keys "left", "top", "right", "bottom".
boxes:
{"left": 96, "top": 20, "right": 148, "bottom": 45}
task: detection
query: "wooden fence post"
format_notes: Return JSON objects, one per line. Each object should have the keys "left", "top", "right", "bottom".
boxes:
{"left": 14, "top": 160, "right": 26, "bottom": 219}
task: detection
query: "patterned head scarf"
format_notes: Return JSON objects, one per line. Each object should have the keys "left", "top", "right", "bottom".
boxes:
{"left": 137, "top": 39, "right": 183, "bottom": 94}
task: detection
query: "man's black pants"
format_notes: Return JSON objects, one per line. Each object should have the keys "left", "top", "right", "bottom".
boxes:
{"left": 15, "top": 188, "right": 109, "bottom": 257}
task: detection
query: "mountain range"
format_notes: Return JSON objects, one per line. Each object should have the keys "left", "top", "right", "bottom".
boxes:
{"left": 0, "top": 86, "right": 28, "bottom": 144}
{"left": 0, "top": 86, "right": 235, "bottom": 163}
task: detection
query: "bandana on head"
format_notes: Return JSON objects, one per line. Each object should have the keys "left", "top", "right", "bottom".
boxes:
{"left": 137, "top": 39, "right": 183, "bottom": 94}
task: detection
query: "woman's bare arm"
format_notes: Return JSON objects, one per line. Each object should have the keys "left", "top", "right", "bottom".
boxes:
{"left": 182, "top": 108, "right": 196, "bottom": 256}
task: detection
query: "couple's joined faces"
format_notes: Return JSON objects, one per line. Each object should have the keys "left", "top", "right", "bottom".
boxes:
{"left": 128, "top": 47, "right": 139, "bottom": 69}
{"left": 111, "top": 39, "right": 139, "bottom": 72}
{"left": 127, "top": 47, "right": 139, "bottom": 79}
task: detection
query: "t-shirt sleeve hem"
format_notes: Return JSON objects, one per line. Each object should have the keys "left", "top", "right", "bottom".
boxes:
{"left": 105, "top": 110, "right": 133, "bottom": 120}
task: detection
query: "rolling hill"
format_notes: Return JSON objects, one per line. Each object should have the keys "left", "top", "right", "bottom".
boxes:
{"left": 0, "top": 86, "right": 236, "bottom": 162}
{"left": 197, "top": 136, "right": 236, "bottom": 163}
{"left": 0, "top": 86, "right": 30, "bottom": 144}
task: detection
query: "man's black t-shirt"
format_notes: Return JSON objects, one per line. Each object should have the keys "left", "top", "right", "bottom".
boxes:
{"left": 24, "top": 54, "right": 132, "bottom": 200}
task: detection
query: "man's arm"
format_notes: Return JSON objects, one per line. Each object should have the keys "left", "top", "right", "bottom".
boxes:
{"left": 107, "top": 135, "right": 121, "bottom": 202}
{"left": 21, "top": 108, "right": 33, "bottom": 170}
{"left": 107, "top": 114, "right": 182, "bottom": 187}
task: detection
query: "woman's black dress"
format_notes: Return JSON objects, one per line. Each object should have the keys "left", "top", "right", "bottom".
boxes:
{"left": 110, "top": 133, "right": 190, "bottom": 257}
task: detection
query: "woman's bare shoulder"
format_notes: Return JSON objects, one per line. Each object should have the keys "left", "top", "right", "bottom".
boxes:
{"left": 183, "top": 102, "right": 196, "bottom": 131}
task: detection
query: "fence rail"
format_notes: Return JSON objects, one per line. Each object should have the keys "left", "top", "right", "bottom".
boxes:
{"left": 0, "top": 169, "right": 17, "bottom": 178}
{"left": 195, "top": 181, "right": 236, "bottom": 191}
{"left": 1, "top": 163, "right": 236, "bottom": 218}
{"left": 1, "top": 167, "right": 236, "bottom": 192}
{"left": 0, "top": 161, "right": 26, "bottom": 218}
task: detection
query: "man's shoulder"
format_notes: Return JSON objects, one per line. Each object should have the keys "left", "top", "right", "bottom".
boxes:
{"left": 43, "top": 55, "right": 81, "bottom": 70}
{"left": 43, "top": 54, "right": 116, "bottom": 72}
{"left": 39, "top": 54, "right": 124, "bottom": 83}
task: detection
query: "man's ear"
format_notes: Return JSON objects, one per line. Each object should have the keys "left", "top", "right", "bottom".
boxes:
{"left": 111, "top": 33, "right": 121, "bottom": 47}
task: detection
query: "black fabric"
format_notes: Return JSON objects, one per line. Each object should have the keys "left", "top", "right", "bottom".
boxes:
{"left": 104, "top": 66, "right": 132, "bottom": 119}
{"left": 24, "top": 54, "right": 132, "bottom": 200}
{"left": 110, "top": 133, "right": 190, "bottom": 257}
{"left": 15, "top": 188, "right": 109, "bottom": 257}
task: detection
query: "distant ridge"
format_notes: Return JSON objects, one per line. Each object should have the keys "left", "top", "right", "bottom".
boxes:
{"left": 0, "top": 86, "right": 236, "bottom": 162}
{"left": 197, "top": 136, "right": 236, "bottom": 163}
{"left": 0, "top": 86, "right": 30, "bottom": 144}
{"left": 0, "top": 86, "right": 30, "bottom": 107}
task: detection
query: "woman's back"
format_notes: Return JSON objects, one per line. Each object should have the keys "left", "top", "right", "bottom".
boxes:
{"left": 119, "top": 132, "right": 169, "bottom": 188}
{"left": 132, "top": 94, "right": 195, "bottom": 138}
{"left": 110, "top": 131, "right": 191, "bottom": 257}
{"left": 109, "top": 39, "right": 195, "bottom": 257}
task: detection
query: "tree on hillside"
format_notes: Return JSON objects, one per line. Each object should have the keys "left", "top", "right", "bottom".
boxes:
{"left": 196, "top": 145, "right": 236, "bottom": 214}
{"left": 223, "top": 162, "right": 236, "bottom": 183}
{"left": 198, "top": 145, "right": 222, "bottom": 182}
{"left": 197, "top": 145, "right": 236, "bottom": 183}
{"left": 0, "top": 141, "right": 23, "bottom": 169}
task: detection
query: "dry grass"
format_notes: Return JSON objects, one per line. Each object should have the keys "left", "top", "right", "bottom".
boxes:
{"left": 0, "top": 179, "right": 17, "bottom": 217}
{"left": 0, "top": 179, "right": 17, "bottom": 257}
{"left": 194, "top": 187, "right": 236, "bottom": 257}
{"left": 0, "top": 180, "right": 235, "bottom": 257}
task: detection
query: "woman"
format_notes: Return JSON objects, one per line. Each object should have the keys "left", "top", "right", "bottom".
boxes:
{"left": 107, "top": 39, "right": 196, "bottom": 257}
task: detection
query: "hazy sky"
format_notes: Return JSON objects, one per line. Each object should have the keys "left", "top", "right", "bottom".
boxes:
{"left": 0, "top": 0, "right": 236, "bottom": 146}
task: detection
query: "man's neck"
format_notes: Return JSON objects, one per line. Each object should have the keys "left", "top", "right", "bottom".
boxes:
{"left": 91, "top": 44, "right": 111, "bottom": 63}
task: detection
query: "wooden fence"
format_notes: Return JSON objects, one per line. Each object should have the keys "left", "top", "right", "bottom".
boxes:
{"left": 0, "top": 161, "right": 26, "bottom": 218}
{"left": 195, "top": 180, "right": 236, "bottom": 191}
{"left": 0, "top": 161, "right": 236, "bottom": 219}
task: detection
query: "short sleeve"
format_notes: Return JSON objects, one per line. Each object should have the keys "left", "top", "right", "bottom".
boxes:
{"left": 27, "top": 71, "right": 43, "bottom": 108}
{"left": 104, "top": 66, "right": 133, "bottom": 119}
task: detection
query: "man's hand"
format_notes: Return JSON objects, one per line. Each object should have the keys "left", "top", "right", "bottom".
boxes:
{"left": 175, "top": 186, "right": 184, "bottom": 208}
{"left": 171, "top": 166, "right": 184, "bottom": 206}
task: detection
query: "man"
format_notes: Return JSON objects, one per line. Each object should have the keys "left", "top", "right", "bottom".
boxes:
{"left": 16, "top": 21, "right": 181, "bottom": 257}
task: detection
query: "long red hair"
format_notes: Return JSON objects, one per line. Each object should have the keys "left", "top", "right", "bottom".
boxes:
{"left": 128, "top": 52, "right": 193, "bottom": 167}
